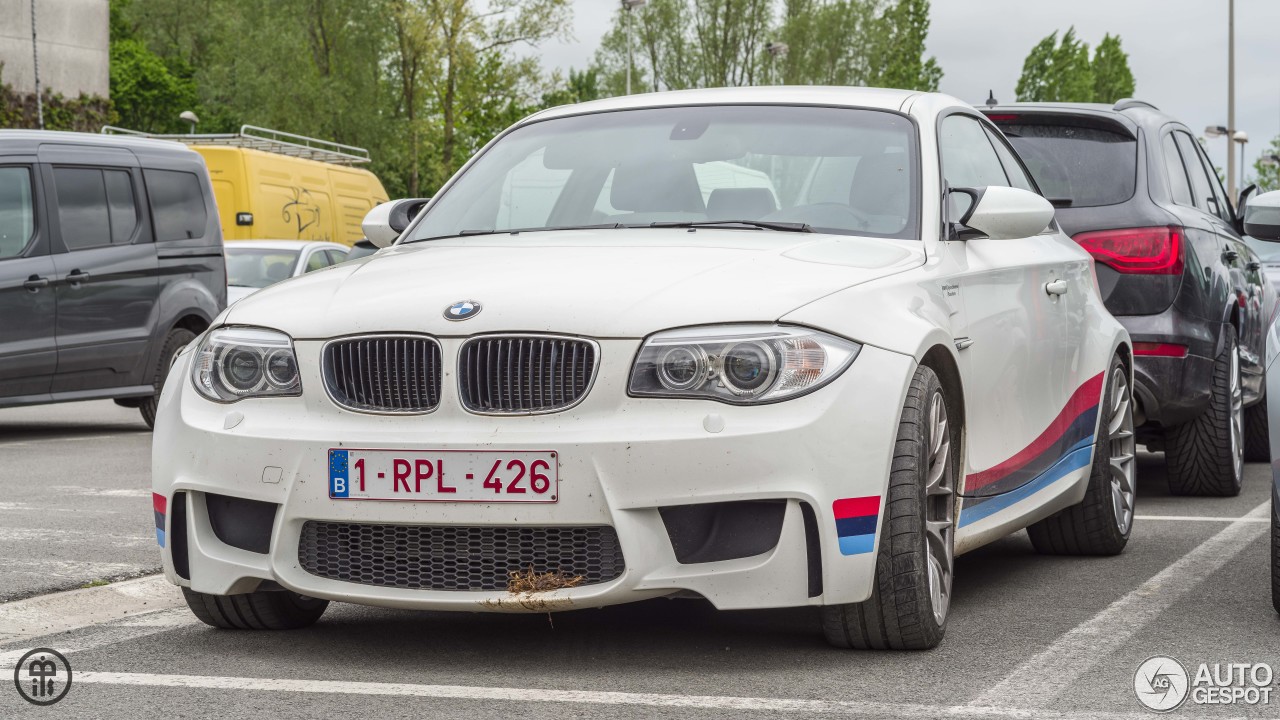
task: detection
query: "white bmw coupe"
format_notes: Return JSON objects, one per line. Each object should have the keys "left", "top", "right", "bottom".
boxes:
{"left": 153, "top": 87, "right": 1133, "bottom": 650}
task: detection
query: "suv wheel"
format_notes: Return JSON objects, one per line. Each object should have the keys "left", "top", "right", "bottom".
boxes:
{"left": 1164, "top": 328, "right": 1244, "bottom": 496}
{"left": 821, "top": 365, "right": 955, "bottom": 650}
{"left": 1027, "top": 354, "right": 1133, "bottom": 555}
{"left": 183, "top": 587, "right": 328, "bottom": 630}
{"left": 140, "top": 328, "right": 196, "bottom": 429}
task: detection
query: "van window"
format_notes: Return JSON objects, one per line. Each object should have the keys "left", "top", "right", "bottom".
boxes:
{"left": 105, "top": 170, "right": 139, "bottom": 243}
{"left": 54, "top": 167, "right": 112, "bottom": 250}
{"left": 0, "top": 167, "right": 35, "bottom": 259}
{"left": 145, "top": 169, "right": 208, "bottom": 241}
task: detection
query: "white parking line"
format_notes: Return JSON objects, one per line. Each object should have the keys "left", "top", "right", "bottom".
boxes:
{"left": 1134, "top": 514, "right": 1270, "bottom": 523}
{"left": 971, "top": 500, "right": 1271, "bottom": 709}
{"left": 64, "top": 672, "right": 1215, "bottom": 720}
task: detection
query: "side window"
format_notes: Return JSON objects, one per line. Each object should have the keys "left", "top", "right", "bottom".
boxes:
{"left": 144, "top": 169, "right": 208, "bottom": 241}
{"left": 1162, "top": 134, "right": 1194, "bottom": 206}
{"left": 1174, "top": 132, "right": 1215, "bottom": 216}
{"left": 983, "top": 126, "right": 1034, "bottom": 191}
{"left": 53, "top": 167, "right": 112, "bottom": 250}
{"left": 104, "top": 170, "right": 139, "bottom": 243}
{"left": 940, "top": 115, "right": 1010, "bottom": 189}
{"left": 0, "top": 167, "right": 35, "bottom": 259}
{"left": 304, "top": 250, "right": 331, "bottom": 273}
{"left": 325, "top": 249, "right": 348, "bottom": 265}
{"left": 1192, "top": 141, "right": 1234, "bottom": 222}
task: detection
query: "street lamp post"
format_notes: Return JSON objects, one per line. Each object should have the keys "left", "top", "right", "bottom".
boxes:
{"left": 1234, "top": 131, "right": 1248, "bottom": 193}
{"left": 1227, "top": 0, "right": 1236, "bottom": 199}
{"left": 622, "top": 0, "right": 647, "bottom": 96}
{"left": 765, "top": 42, "right": 788, "bottom": 84}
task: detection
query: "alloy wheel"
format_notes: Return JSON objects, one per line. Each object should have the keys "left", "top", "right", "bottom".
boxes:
{"left": 1230, "top": 347, "right": 1244, "bottom": 484}
{"left": 1107, "top": 367, "right": 1136, "bottom": 535}
{"left": 924, "top": 390, "right": 956, "bottom": 625}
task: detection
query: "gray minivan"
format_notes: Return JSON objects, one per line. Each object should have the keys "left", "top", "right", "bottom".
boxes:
{"left": 0, "top": 131, "right": 226, "bottom": 427}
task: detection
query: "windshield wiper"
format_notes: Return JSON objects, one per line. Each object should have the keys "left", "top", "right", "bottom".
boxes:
{"left": 450, "top": 223, "right": 626, "bottom": 239}
{"left": 649, "top": 220, "right": 811, "bottom": 233}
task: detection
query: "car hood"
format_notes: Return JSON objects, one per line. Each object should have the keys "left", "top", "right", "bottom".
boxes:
{"left": 222, "top": 230, "right": 924, "bottom": 338}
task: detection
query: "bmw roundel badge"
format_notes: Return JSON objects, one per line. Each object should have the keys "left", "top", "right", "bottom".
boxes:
{"left": 444, "top": 300, "right": 482, "bottom": 321}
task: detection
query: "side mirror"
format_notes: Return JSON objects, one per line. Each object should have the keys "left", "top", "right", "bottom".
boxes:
{"left": 1245, "top": 189, "right": 1280, "bottom": 242}
{"left": 361, "top": 197, "right": 432, "bottom": 248}
{"left": 1236, "top": 183, "right": 1258, "bottom": 234}
{"left": 950, "top": 186, "right": 1054, "bottom": 240}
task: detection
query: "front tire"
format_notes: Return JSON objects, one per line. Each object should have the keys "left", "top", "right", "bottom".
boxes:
{"left": 1164, "top": 329, "right": 1244, "bottom": 496}
{"left": 183, "top": 587, "right": 329, "bottom": 630}
{"left": 1027, "top": 354, "right": 1134, "bottom": 555}
{"left": 140, "top": 328, "right": 196, "bottom": 429}
{"left": 821, "top": 365, "right": 956, "bottom": 651}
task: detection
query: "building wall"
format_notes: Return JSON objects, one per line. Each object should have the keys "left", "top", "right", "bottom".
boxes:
{"left": 0, "top": 0, "right": 109, "bottom": 98}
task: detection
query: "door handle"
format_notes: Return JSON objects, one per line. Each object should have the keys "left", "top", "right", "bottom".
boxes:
{"left": 22, "top": 275, "right": 49, "bottom": 292}
{"left": 1247, "top": 261, "right": 1262, "bottom": 271}
{"left": 65, "top": 270, "right": 90, "bottom": 285}
{"left": 1045, "top": 279, "right": 1069, "bottom": 296}
{"left": 1223, "top": 250, "right": 1240, "bottom": 263}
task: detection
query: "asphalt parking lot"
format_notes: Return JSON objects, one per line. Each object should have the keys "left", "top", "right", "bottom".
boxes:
{"left": 0, "top": 401, "right": 1276, "bottom": 718}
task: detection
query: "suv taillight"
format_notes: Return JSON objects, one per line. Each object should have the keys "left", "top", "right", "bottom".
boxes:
{"left": 1072, "top": 226, "right": 1184, "bottom": 275}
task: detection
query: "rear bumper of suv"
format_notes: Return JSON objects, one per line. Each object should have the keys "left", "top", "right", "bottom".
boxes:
{"left": 1118, "top": 311, "right": 1220, "bottom": 428}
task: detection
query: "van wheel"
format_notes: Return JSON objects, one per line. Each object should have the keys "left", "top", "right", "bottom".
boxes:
{"left": 1027, "top": 354, "right": 1134, "bottom": 555}
{"left": 140, "top": 328, "right": 196, "bottom": 429}
{"left": 182, "top": 587, "right": 328, "bottom": 630}
{"left": 1164, "top": 329, "right": 1243, "bottom": 496}
{"left": 821, "top": 365, "right": 956, "bottom": 650}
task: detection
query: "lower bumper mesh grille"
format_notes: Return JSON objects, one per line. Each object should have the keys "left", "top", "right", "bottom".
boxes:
{"left": 298, "top": 521, "right": 626, "bottom": 591}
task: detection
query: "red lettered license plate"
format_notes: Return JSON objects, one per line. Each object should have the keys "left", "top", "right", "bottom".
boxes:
{"left": 328, "top": 449, "right": 558, "bottom": 502}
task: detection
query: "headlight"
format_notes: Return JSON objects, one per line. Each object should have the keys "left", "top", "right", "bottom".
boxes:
{"left": 628, "top": 325, "right": 860, "bottom": 404}
{"left": 191, "top": 327, "right": 302, "bottom": 402}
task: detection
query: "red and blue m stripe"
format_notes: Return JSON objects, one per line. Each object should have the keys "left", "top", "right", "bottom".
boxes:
{"left": 833, "top": 496, "right": 880, "bottom": 556}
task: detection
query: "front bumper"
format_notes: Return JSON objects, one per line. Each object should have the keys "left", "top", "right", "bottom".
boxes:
{"left": 152, "top": 337, "right": 915, "bottom": 611}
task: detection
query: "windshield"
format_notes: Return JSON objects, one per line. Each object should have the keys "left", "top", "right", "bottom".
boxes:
{"left": 225, "top": 248, "right": 300, "bottom": 288}
{"left": 997, "top": 122, "right": 1137, "bottom": 207}
{"left": 408, "top": 105, "right": 920, "bottom": 242}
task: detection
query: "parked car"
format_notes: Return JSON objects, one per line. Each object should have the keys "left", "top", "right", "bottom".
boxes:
{"left": 1243, "top": 190, "right": 1280, "bottom": 614}
{"left": 345, "top": 238, "right": 378, "bottom": 262}
{"left": 0, "top": 130, "right": 225, "bottom": 427}
{"left": 984, "top": 100, "right": 1270, "bottom": 495}
{"left": 153, "top": 87, "right": 1133, "bottom": 650}
{"left": 225, "top": 240, "right": 349, "bottom": 304}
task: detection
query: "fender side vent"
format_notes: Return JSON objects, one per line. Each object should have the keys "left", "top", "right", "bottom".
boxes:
{"left": 800, "top": 501, "right": 823, "bottom": 597}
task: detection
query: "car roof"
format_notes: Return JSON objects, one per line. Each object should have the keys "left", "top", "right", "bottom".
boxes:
{"left": 0, "top": 129, "right": 199, "bottom": 156}
{"left": 223, "top": 240, "right": 349, "bottom": 251}
{"left": 525, "top": 86, "right": 953, "bottom": 124}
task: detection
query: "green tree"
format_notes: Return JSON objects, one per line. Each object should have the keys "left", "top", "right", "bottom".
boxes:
{"left": 1253, "top": 136, "right": 1280, "bottom": 193}
{"left": 109, "top": 38, "right": 197, "bottom": 132}
{"left": 1091, "top": 33, "right": 1135, "bottom": 103}
{"left": 1015, "top": 27, "right": 1094, "bottom": 102}
{"left": 868, "top": 0, "right": 941, "bottom": 91}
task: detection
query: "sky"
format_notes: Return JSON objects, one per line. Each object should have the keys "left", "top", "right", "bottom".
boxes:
{"left": 530, "top": 0, "right": 1280, "bottom": 190}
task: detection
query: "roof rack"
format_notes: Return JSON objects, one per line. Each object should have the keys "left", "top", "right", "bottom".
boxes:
{"left": 1112, "top": 98, "right": 1159, "bottom": 112}
{"left": 100, "top": 124, "right": 370, "bottom": 165}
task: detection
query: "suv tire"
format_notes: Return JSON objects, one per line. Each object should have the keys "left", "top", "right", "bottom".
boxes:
{"left": 140, "top": 328, "right": 196, "bottom": 429}
{"left": 1164, "top": 329, "right": 1244, "bottom": 496}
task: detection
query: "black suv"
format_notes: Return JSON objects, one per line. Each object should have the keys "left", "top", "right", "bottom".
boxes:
{"left": 984, "top": 100, "right": 1269, "bottom": 496}
{"left": 0, "top": 131, "right": 226, "bottom": 427}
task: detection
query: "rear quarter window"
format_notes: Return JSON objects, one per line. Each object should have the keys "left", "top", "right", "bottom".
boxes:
{"left": 998, "top": 123, "right": 1137, "bottom": 207}
{"left": 144, "top": 169, "right": 209, "bottom": 241}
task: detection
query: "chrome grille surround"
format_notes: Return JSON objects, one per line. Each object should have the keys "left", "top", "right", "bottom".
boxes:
{"left": 298, "top": 521, "right": 627, "bottom": 591}
{"left": 457, "top": 334, "right": 599, "bottom": 415}
{"left": 321, "top": 334, "right": 443, "bottom": 414}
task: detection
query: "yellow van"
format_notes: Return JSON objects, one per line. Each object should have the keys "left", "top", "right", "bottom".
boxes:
{"left": 102, "top": 126, "right": 388, "bottom": 245}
